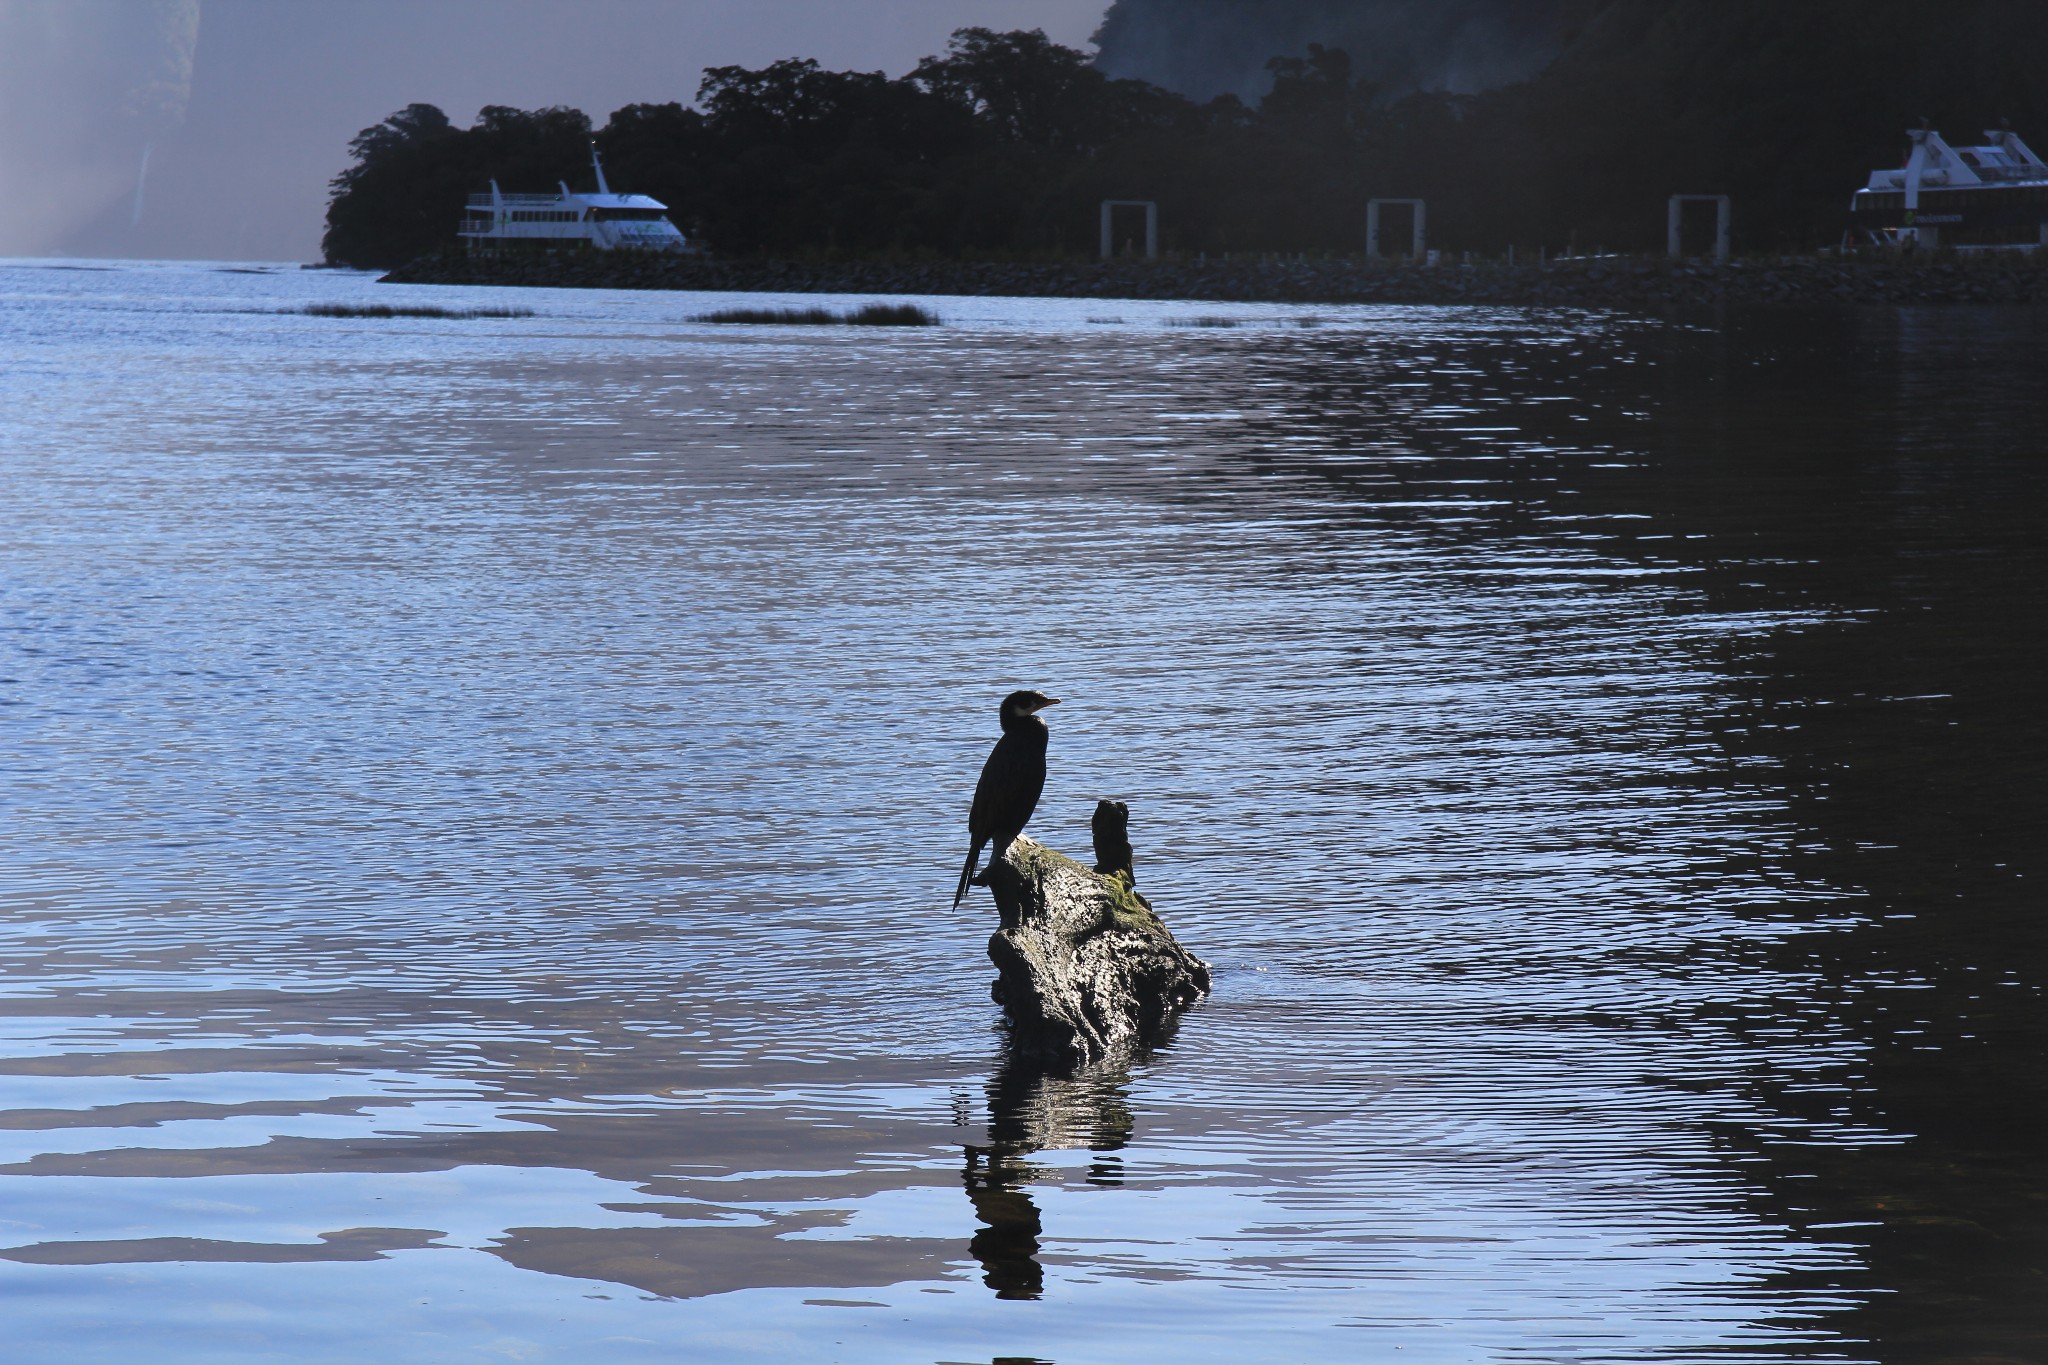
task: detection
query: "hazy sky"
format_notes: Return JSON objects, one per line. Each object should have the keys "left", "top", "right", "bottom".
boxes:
{"left": 0, "top": 0, "right": 1110, "bottom": 261}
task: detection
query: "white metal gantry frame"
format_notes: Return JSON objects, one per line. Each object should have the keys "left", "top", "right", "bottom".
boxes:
{"left": 1366, "top": 199, "right": 1426, "bottom": 259}
{"left": 1100, "top": 200, "right": 1159, "bottom": 259}
{"left": 1668, "top": 195, "right": 1731, "bottom": 261}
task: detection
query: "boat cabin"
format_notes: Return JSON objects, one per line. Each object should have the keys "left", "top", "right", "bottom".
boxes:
{"left": 1851, "top": 127, "right": 2048, "bottom": 249}
{"left": 460, "top": 146, "right": 691, "bottom": 254}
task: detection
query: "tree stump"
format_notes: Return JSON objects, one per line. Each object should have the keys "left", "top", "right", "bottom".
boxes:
{"left": 977, "top": 801, "right": 1210, "bottom": 1066}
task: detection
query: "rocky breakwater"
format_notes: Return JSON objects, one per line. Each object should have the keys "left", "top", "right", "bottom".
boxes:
{"left": 974, "top": 800, "right": 1209, "bottom": 1066}
{"left": 384, "top": 246, "right": 2048, "bottom": 310}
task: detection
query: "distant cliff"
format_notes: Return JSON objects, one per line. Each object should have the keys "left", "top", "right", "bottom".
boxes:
{"left": 1092, "top": 0, "right": 1567, "bottom": 102}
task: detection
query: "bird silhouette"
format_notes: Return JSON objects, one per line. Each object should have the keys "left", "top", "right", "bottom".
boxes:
{"left": 953, "top": 689, "right": 1060, "bottom": 908}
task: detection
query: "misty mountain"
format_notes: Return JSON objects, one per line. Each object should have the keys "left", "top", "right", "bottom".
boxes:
{"left": 1091, "top": 0, "right": 1569, "bottom": 102}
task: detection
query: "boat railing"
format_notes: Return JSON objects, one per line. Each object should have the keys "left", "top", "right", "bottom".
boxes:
{"left": 465, "top": 192, "right": 569, "bottom": 207}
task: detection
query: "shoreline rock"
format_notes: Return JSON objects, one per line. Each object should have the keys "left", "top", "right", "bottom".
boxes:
{"left": 979, "top": 805, "right": 1210, "bottom": 1066}
{"left": 380, "top": 246, "right": 2048, "bottom": 311}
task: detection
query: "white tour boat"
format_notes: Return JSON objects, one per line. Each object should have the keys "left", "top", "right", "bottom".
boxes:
{"left": 460, "top": 146, "right": 691, "bottom": 254}
{"left": 1851, "top": 126, "right": 2048, "bottom": 249}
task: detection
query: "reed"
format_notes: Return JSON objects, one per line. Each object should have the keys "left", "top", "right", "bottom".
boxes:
{"left": 299, "top": 303, "right": 534, "bottom": 319}
{"left": 695, "top": 302, "right": 939, "bottom": 326}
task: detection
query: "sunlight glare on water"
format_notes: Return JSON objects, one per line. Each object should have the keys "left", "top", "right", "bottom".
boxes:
{"left": 4, "top": 259, "right": 2045, "bottom": 1364}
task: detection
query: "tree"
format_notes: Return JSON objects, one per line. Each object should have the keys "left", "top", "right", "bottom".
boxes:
{"left": 913, "top": 28, "right": 1114, "bottom": 150}
{"left": 322, "top": 13, "right": 2048, "bottom": 266}
{"left": 322, "top": 104, "right": 457, "bottom": 267}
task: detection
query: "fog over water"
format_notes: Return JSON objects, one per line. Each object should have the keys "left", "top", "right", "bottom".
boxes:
{"left": 0, "top": 0, "right": 1107, "bottom": 262}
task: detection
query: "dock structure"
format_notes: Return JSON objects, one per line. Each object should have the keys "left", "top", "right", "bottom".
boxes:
{"left": 1099, "top": 200, "right": 1159, "bottom": 259}
{"left": 1668, "top": 195, "right": 1732, "bottom": 261}
{"left": 1366, "top": 199, "right": 1426, "bottom": 260}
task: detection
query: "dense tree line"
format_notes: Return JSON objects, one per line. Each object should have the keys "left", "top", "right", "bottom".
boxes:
{"left": 324, "top": 9, "right": 2048, "bottom": 269}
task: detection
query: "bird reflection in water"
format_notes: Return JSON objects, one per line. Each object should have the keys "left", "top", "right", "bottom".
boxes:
{"left": 961, "top": 1044, "right": 1144, "bottom": 1299}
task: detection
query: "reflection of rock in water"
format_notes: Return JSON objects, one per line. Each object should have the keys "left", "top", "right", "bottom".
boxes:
{"left": 984, "top": 1046, "right": 1136, "bottom": 1154}
{"left": 963, "top": 1149, "right": 1045, "bottom": 1299}
{"left": 961, "top": 1041, "right": 1153, "bottom": 1299}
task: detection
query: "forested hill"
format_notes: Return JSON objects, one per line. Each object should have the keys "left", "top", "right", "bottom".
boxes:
{"left": 325, "top": 9, "right": 2048, "bottom": 270}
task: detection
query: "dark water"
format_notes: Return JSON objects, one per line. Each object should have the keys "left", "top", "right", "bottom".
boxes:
{"left": 2, "top": 260, "right": 2044, "bottom": 1363}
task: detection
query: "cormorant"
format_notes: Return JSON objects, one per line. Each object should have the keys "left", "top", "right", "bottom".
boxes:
{"left": 953, "top": 689, "right": 1061, "bottom": 909}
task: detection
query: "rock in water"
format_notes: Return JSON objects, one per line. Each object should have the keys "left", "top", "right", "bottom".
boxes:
{"left": 981, "top": 806, "right": 1210, "bottom": 1065}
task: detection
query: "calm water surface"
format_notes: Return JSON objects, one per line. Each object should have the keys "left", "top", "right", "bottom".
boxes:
{"left": 2, "top": 261, "right": 2044, "bottom": 1363}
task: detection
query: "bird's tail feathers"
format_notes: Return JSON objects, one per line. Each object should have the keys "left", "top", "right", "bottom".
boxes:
{"left": 952, "top": 841, "right": 984, "bottom": 910}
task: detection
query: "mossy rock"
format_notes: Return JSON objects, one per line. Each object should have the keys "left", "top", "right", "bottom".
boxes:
{"left": 978, "top": 835, "right": 1209, "bottom": 1066}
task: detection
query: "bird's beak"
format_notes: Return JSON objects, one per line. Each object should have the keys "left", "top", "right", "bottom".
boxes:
{"left": 1039, "top": 697, "right": 1062, "bottom": 708}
